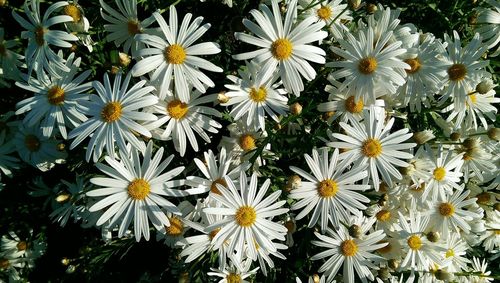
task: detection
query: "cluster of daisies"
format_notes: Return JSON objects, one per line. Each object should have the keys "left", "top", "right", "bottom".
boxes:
{"left": 0, "top": 0, "right": 499, "bottom": 282}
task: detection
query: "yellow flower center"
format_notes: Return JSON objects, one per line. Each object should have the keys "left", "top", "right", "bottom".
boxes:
{"left": 468, "top": 93, "right": 477, "bottom": 105}
{"left": 127, "top": 178, "right": 150, "bottom": 200}
{"left": 438, "top": 202, "right": 455, "bottom": 217}
{"left": 127, "top": 20, "right": 141, "bottom": 35}
{"left": 317, "top": 5, "right": 332, "bottom": 20}
{"left": 25, "top": 134, "right": 41, "bottom": 152}
{"left": 101, "top": 101, "right": 123, "bottom": 123}
{"left": 448, "top": 63, "right": 467, "bottom": 81}
{"left": 271, "top": 38, "right": 293, "bottom": 60}
{"left": 345, "top": 96, "right": 364, "bottom": 113}
{"left": 235, "top": 205, "right": 257, "bottom": 227}
{"left": 407, "top": 235, "right": 422, "bottom": 250}
{"left": 376, "top": 210, "right": 391, "bottom": 222}
{"left": 64, "top": 4, "right": 81, "bottom": 23}
{"left": 210, "top": 178, "right": 227, "bottom": 195}
{"left": 209, "top": 227, "right": 221, "bottom": 240}
{"left": 239, "top": 134, "right": 256, "bottom": 152}
{"left": 317, "top": 179, "right": 338, "bottom": 198}
{"left": 476, "top": 192, "right": 490, "bottom": 205}
{"left": 445, "top": 249, "right": 455, "bottom": 258}
{"left": 166, "top": 216, "right": 184, "bottom": 236}
{"left": 358, "top": 57, "right": 378, "bottom": 74}
{"left": 433, "top": 167, "right": 446, "bottom": 181}
{"left": 16, "top": 241, "right": 27, "bottom": 251}
{"left": 377, "top": 240, "right": 391, "bottom": 254}
{"left": 362, "top": 138, "right": 382, "bottom": 158}
{"left": 340, "top": 239, "right": 358, "bottom": 256}
{"left": 0, "top": 258, "right": 9, "bottom": 269}
{"left": 167, "top": 99, "right": 189, "bottom": 120}
{"left": 249, "top": 86, "right": 267, "bottom": 102}
{"left": 404, "top": 58, "right": 422, "bottom": 74}
{"left": 35, "top": 26, "right": 46, "bottom": 46}
{"left": 164, "top": 44, "right": 186, "bottom": 64}
{"left": 47, "top": 86, "right": 65, "bottom": 105}
{"left": 226, "top": 273, "right": 241, "bottom": 283}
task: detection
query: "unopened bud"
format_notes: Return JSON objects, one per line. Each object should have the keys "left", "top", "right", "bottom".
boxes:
{"left": 285, "top": 175, "right": 301, "bottom": 192}
{"left": 450, "top": 132, "right": 461, "bottom": 141}
{"left": 70, "top": 44, "right": 78, "bottom": 53}
{"left": 413, "top": 130, "right": 435, "bottom": 144}
{"left": 488, "top": 128, "right": 500, "bottom": 141}
{"left": 56, "top": 193, "right": 71, "bottom": 203}
{"left": 348, "top": 0, "right": 361, "bottom": 10}
{"left": 388, "top": 259, "right": 399, "bottom": 270}
{"left": 476, "top": 78, "right": 495, "bottom": 94}
{"left": 57, "top": 143, "right": 66, "bottom": 151}
{"left": 61, "top": 258, "right": 70, "bottom": 266}
{"left": 0, "top": 0, "right": 6, "bottom": 7}
{"left": 110, "top": 66, "right": 120, "bottom": 75}
{"left": 435, "top": 269, "right": 453, "bottom": 281}
{"left": 463, "top": 137, "right": 479, "bottom": 149}
{"left": 290, "top": 102, "right": 302, "bottom": 115}
{"left": 366, "top": 3, "right": 377, "bottom": 14}
{"left": 312, "top": 274, "right": 320, "bottom": 283}
{"left": 348, "top": 224, "right": 362, "bottom": 238}
{"left": 426, "top": 231, "right": 440, "bottom": 243}
{"left": 119, "top": 52, "right": 131, "bottom": 67}
{"left": 217, "top": 92, "right": 229, "bottom": 104}
{"left": 274, "top": 123, "right": 282, "bottom": 131}
{"left": 322, "top": 111, "right": 334, "bottom": 121}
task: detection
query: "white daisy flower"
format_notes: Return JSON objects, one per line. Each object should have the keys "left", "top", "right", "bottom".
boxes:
{"left": 15, "top": 52, "right": 92, "bottom": 139}
{"left": 440, "top": 31, "right": 489, "bottom": 110}
{"left": 87, "top": 141, "right": 188, "bottom": 242}
{"left": 145, "top": 90, "right": 222, "bottom": 157}
{"left": 328, "top": 107, "right": 416, "bottom": 191}
{"left": 327, "top": 24, "right": 409, "bottom": 104}
{"left": 311, "top": 224, "right": 386, "bottom": 283}
{"left": 397, "top": 212, "right": 445, "bottom": 270}
{"left": 468, "top": 257, "right": 494, "bottom": 283}
{"left": 300, "top": 0, "right": 352, "bottom": 37}
{"left": 219, "top": 121, "right": 267, "bottom": 165}
{"left": 12, "top": 0, "right": 79, "bottom": 78}
{"left": 185, "top": 148, "right": 251, "bottom": 199}
{"left": 456, "top": 138, "right": 497, "bottom": 182}
{"left": 14, "top": 123, "right": 67, "bottom": 171}
{"left": 479, "top": 210, "right": 500, "bottom": 253}
{"left": 223, "top": 61, "right": 288, "bottom": 131}
{"left": 233, "top": 0, "right": 328, "bottom": 96}
{"left": 99, "top": 0, "right": 155, "bottom": 54}
{"left": 203, "top": 172, "right": 289, "bottom": 262}
{"left": 475, "top": 0, "right": 500, "bottom": 57}
{"left": 289, "top": 147, "right": 370, "bottom": 231}
{"left": 131, "top": 7, "right": 222, "bottom": 102}
{"left": 427, "top": 187, "right": 482, "bottom": 239}
{"left": 441, "top": 232, "right": 471, "bottom": 272}
{"left": 0, "top": 230, "right": 46, "bottom": 268}
{"left": 207, "top": 258, "right": 259, "bottom": 283}
{"left": 68, "top": 71, "right": 158, "bottom": 162}
{"left": 63, "top": 1, "right": 94, "bottom": 52}
{"left": 156, "top": 200, "right": 195, "bottom": 248}
{"left": 0, "top": 28, "right": 24, "bottom": 81}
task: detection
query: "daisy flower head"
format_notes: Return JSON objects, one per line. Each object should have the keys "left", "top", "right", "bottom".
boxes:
{"left": 0, "top": 230, "right": 46, "bottom": 269}
{"left": 427, "top": 187, "right": 482, "bottom": 240}
{"left": 185, "top": 147, "right": 251, "bottom": 199}
{"left": 233, "top": 0, "right": 328, "bottom": 96}
{"left": 441, "top": 232, "right": 471, "bottom": 272}
{"left": 440, "top": 31, "right": 490, "bottom": 110}
{"left": 87, "top": 141, "right": 189, "bottom": 242}
{"left": 203, "top": 172, "right": 289, "bottom": 262}
{"left": 99, "top": 0, "right": 155, "bottom": 54}
{"left": 219, "top": 121, "right": 268, "bottom": 167}
{"left": 0, "top": 28, "right": 24, "bottom": 81}
{"left": 12, "top": 0, "right": 79, "bottom": 78}
{"left": 300, "top": 0, "right": 352, "bottom": 37}
{"left": 289, "top": 147, "right": 370, "bottom": 231}
{"left": 156, "top": 200, "right": 195, "bottom": 248}
{"left": 480, "top": 210, "right": 500, "bottom": 253}
{"left": 14, "top": 123, "right": 67, "bottom": 171}
{"left": 455, "top": 137, "right": 497, "bottom": 182}
{"left": 311, "top": 224, "right": 387, "bottom": 283}
{"left": 327, "top": 23, "right": 409, "bottom": 104}
{"left": 15, "top": 52, "right": 92, "bottom": 139}
{"left": 63, "top": 1, "right": 94, "bottom": 52}
{"left": 131, "top": 7, "right": 223, "bottom": 102}
{"left": 328, "top": 106, "right": 416, "bottom": 191}
{"left": 208, "top": 258, "right": 259, "bottom": 283}
{"left": 468, "top": 257, "right": 493, "bottom": 283}
{"left": 475, "top": 0, "right": 500, "bottom": 57}
{"left": 145, "top": 89, "right": 222, "bottom": 157}
{"left": 68, "top": 71, "right": 158, "bottom": 162}
{"left": 223, "top": 61, "right": 288, "bottom": 131}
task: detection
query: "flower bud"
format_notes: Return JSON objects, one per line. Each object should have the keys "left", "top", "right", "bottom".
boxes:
{"left": 366, "top": 3, "right": 377, "bottom": 14}
{"left": 348, "top": 0, "right": 361, "bottom": 10}
{"left": 285, "top": 175, "right": 301, "bottom": 192}
{"left": 119, "top": 52, "right": 131, "bottom": 67}
{"left": 413, "top": 130, "right": 435, "bottom": 144}
{"left": 476, "top": 78, "right": 495, "bottom": 94}
{"left": 388, "top": 259, "right": 399, "bottom": 270}
{"left": 488, "top": 128, "right": 500, "bottom": 141}
{"left": 348, "top": 224, "right": 362, "bottom": 238}
{"left": 290, "top": 102, "right": 302, "bottom": 115}
{"left": 462, "top": 137, "right": 479, "bottom": 149}
{"left": 435, "top": 269, "right": 454, "bottom": 281}
{"left": 426, "top": 231, "right": 440, "bottom": 243}
{"left": 450, "top": 132, "right": 461, "bottom": 141}
{"left": 217, "top": 92, "right": 229, "bottom": 104}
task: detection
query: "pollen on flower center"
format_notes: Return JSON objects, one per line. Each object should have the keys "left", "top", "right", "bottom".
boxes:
{"left": 376, "top": 210, "right": 391, "bottom": 222}
{"left": 358, "top": 57, "right": 378, "bottom": 74}
{"left": 445, "top": 249, "right": 455, "bottom": 258}
{"left": 317, "top": 179, "right": 338, "bottom": 198}
{"left": 448, "top": 63, "right": 467, "bottom": 81}
{"left": 340, "top": 239, "right": 358, "bottom": 256}
{"left": 25, "top": 134, "right": 41, "bottom": 152}
{"left": 345, "top": 96, "right": 364, "bottom": 113}
{"left": 239, "top": 134, "right": 256, "bottom": 151}
{"left": 249, "top": 87, "right": 267, "bottom": 102}
{"left": 317, "top": 5, "right": 332, "bottom": 20}
{"left": 404, "top": 58, "right": 422, "bottom": 74}
{"left": 271, "top": 38, "right": 293, "bottom": 60}
{"left": 167, "top": 99, "right": 189, "bottom": 120}
{"left": 210, "top": 178, "right": 227, "bottom": 195}
{"left": 166, "top": 216, "right": 184, "bottom": 236}
{"left": 433, "top": 167, "right": 446, "bottom": 181}
{"left": 226, "top": 273, "right": 241, "bottom": 283}
{"left": 127, "top": 178, "right": 150, "bottom": 200}
{"left": 127, "top": 20, "right": 141, "bottom": 35}
{"left": 362, "top": 138, "right": 382, "bottom": 158}
{"left": 407, "top": 235, "right": 422, "bottom": 250}
{"left": 164, "top": 44, "right": 186, "bottom": 64}
{"left": 101, "top": 101, "right": 123, "bottom": 123}
{"left": 35, "top": 26, "right": 46, "bottom": 46}
{"left": 64, "top": 4, "right": 81, "bottom": 23}
{"left": 235, "top": 205, "right": 257, "bottom": 227}
{"left": 468, "top": 93, "right": 477, "bottom": 105}
{"left": 438, "top": 202, "right": 455, "bottom": 217}
{"left": 47, "top": 86, "right": 65, "bottom": 105}
{"left": 16, "top": 241, "right": 27, "bottom": 251}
